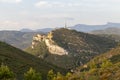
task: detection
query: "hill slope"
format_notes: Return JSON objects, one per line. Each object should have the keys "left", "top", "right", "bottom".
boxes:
{"left": 0, "top": 41, "right": 66, "bottom": 80}
{"left": 52, "top": 28, "right": 116, "bottom": 54}
{"left": 70, "top": 45, "right": 120, "bottom": 80}
{"left": 26, "top": 28, "right": 117, "bottom": 69}
{"left": 85, "top": 44, "right": 120, "bottom": 66}
{"left": 0, "top": 31, "right": 46, "bottom": 49}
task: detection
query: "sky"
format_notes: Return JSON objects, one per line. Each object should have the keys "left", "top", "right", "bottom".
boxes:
{"left": 0, "top": 0, "right": 120, "bottom": 30}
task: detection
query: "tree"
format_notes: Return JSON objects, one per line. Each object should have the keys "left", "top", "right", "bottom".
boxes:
{"left": 0, "top": 63, "right": 15, "bottom": 80}
{"left": 47, "top": 70, "right": 55, "bottom": 80}
{"left": 24, "top": 68, "right": 42, "bottom": 80}
{"left": 55, "top": 72, "right": 64, "bottom": 80}
{"left": 65, "top": 72, "right": 72, "bottom": 79}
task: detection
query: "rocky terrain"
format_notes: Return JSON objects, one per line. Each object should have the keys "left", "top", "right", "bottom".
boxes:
{"left": 31, "top": 33, "right": 68, "bottom": 56}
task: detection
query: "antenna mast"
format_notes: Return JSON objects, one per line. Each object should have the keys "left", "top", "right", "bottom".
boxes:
{"left": 64, "top": 20, "right": 67, "bottom": 28}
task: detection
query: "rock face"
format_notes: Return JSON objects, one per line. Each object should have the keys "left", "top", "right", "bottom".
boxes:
{"left": 31, "top": 34, "right": 46, "bottom": 49}
{"left": 31, "top": 32, "right": 68, "bottom": 55}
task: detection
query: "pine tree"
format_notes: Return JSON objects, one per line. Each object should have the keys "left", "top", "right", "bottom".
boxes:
{"left": 55, "top": 72, "right": 64, "bottom": 80}
{"left": 24, "top": 68, "right": 42, "bottom": 80}
{"left": 47, "top": 70, "right": 55, "bottom": 80}
{"left": 0, "top": 63, "right": 15, "bottom": 80}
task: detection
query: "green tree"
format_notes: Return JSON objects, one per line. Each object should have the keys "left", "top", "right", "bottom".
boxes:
{"left": 0, "top": 64, "right": 15, "bottom": 80}
{"left": 47, "top": 70, "right": 55, "bottom": 80}
{"left": 65, "top": 72, "right": 72, "bottom": 79}
{"left": 55, "top": 72, "right": 64, "bottom": 80}
{"left": 24, "top": 68, "right": 42, "bottom": 80}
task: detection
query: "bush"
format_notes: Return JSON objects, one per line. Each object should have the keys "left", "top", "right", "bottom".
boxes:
{"left": 24, "top": 68, "right": 42, "bottom": 80}
{"left": 0, "top": 63, "right": 15, "bottom": 80}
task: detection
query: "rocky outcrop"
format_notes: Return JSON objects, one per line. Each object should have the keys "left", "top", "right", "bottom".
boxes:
{"left": 31, "top": 34, "right": 46, "bottom": 49}
{"left": 31, "top": 32, "right": 68, "bottom": 55}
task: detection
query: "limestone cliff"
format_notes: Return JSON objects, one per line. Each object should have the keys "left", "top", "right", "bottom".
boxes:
{"left": 31, "top": 32, "right": 68, "bottom": 55}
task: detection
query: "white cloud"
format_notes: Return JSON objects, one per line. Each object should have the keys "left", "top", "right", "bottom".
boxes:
{"left": 0, "top": 0, "right": 22, "bottom": 3}
{"left": 35, "top": 1, "right": 51, "bottom": 7}
{"left": 0, "top": 20, "right": 42, "bottom": 30}
{"left": 80, "top": 0, "right": 120, "bottom": 4}
{"left": 35, "top": 1, "right": 80, "bottom": 8}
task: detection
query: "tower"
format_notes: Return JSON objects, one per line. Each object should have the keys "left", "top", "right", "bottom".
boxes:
{"left": 64, "top": 21, "right": 67, "bottom": 28}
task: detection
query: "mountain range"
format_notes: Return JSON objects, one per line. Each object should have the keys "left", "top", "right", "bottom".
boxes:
{"left": 69, "top": 22, "right": 120, "bottom": 32}
{"left": 20, "top": 28, "right": 53, "bottom": 33}
{"left": 91, "top": 27, "right": 120, "bottom": 35}
{"left": 20, "top": 22, "right": 120, "bottom": 33}
{"left": 0, "top": 22, "right": 120, "bottom": 50}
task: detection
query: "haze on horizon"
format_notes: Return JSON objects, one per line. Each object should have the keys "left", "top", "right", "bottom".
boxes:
{"left": 0, "top": 0, "right": 120, "bottom": 30}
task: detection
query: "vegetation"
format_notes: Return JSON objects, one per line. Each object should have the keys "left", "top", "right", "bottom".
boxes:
{"left": 1, "top": 59, "right": 119, "bottom": 80}
{"left": 24, "top": 68, "right": 42, "bottom": 80}
{"left": 0, "top": 41, "right": 67, "bottom": 80}
{"left": 52, "top": 28, "right": 117, "bottom": 54}
{"left": 26, "top": 41, "right": 49, "bottom": 58}
{"left": 0, "top": 64, "right": 15, "bottom": 80}
{"left": 70, "top": 44, "right": 120, "bottom": 80}
{"left": 47, "top": 28, "right": 117, "bottom": 68}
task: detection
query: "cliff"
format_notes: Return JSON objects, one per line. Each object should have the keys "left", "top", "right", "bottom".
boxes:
{"left": 31, "top": 32, "right": 68, "bottom": 56}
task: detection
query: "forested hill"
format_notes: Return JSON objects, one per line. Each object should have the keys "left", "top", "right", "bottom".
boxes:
{"left": 0, "top": 41, "right": 66, "bottom": 80}
{"left": 70, "top": 44, "right": 120, "bottom": 80}
{"left": 52, "top": 28, "right": 117, "bottom": 55}
{"left": 26, "top": 28, "right": 117, "bottom": 69}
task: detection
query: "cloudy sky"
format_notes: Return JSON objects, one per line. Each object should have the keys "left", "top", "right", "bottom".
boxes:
{"left": 0, "top": 0, "right": 120, "bottom": 30}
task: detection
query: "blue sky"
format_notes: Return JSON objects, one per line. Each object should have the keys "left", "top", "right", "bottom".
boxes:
{"left": 0, "top": 0, "right": 120, "bottom": 30}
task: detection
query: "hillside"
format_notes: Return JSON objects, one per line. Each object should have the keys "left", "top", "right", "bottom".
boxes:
{"left": 26, "top": 28, "right": 117, "bottom": 69}
{"left": 69, "top": 45, "right": 120, "bottom": 80}
{"left": 52, "top": 28, "right": 116, "bottom": 54}
{"left": 84, "top": 44, "right": 120, "bottom": 67}
{"left": 0, "top": 41, "right": 66, "bottom": 80}
{"left": 0, "top": 31, "right": 44, "bottom": 49}
{"left": 90, "top": 27, "right": 120, "bottom": 42}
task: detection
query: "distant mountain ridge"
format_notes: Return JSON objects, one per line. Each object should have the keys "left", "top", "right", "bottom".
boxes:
{"left": 20, "top": 22, "right": 120, "bottom": 33}
{"left": 69, "top": 22, "right": 120, "bottom": 32}
{"left": 20, "top": 28, "right": 53, "bottom": 33}
{"left": 91, "top": 27, "right": 120, "bottom": 35}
